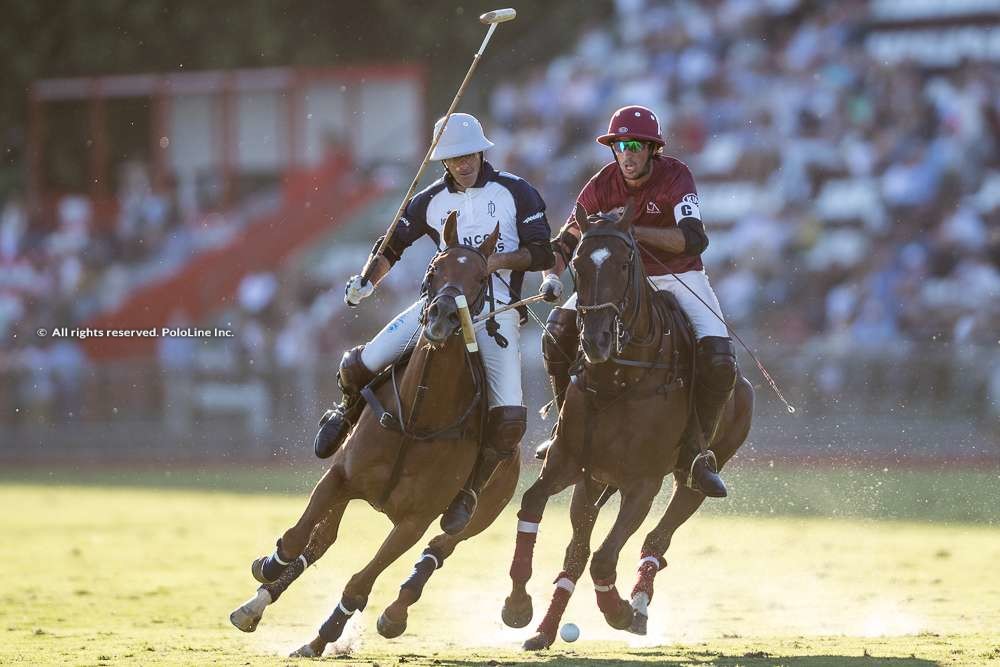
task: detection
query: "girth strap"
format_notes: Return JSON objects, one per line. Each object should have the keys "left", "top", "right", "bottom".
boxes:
{"left": 362, "top": 383, "right": 470, "bottom": 440}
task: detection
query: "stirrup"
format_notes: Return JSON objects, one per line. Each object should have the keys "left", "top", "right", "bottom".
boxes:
{"left": 456, "top": 487, "right": 478, "bottom": 505}
{"left": 687, "top": 449, "right": 718, "bottom": 487}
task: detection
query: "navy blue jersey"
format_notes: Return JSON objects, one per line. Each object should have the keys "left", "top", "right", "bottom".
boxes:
{"left": 384, "top": 161, "right": 551, "bottom": 303}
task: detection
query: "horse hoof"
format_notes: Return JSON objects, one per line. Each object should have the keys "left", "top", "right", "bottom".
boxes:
{"left": 628, "top": 611, "right": 648, "bottom": 635}
{"left": 229, "top": 605, "right": 262, "bottom": 633}
{"left": 376, "top": 610, "right": 407, "bottom": 639}
{"left": 251, "top": 557, "right": 275, "bottom": 584}
{"left": 501, "top": 593, "right": 533, "bottom": 628}
{"left": 523, "top": 632, "right": 554, "bottom": 651}
{"left": 289, "top": 644, "right": 319, "bottom": 658}
{"left": 605, "top": 600, "right": 635, "bottom": 631}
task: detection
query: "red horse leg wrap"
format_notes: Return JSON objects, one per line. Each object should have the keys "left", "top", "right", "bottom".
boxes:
{"left": 509, "top": 511, "right": 542, "bottom": 584}
{"left": 593, "top": 575, "right": 623, "bottom": 615}
{"left": 536, "top": 571, "right": 576, "bottom": 639}
{"left": 630, "top": 552, "right": 667, "bottom": 603}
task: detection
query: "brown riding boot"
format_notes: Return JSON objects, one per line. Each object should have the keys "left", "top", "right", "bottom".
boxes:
{"left": 535, "top": 308, "right": 579, "bottom": 461}
{"left": 688, "top": 336, "right": 738, "bottom": 497}
{"left": 441, "top": 406, "right": 527, "bottom": 535}
{"left": 314, "top": 346, "right": 376, "bottom": 459}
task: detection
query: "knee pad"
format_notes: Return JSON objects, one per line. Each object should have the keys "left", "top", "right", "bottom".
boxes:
{"left": 697, "top": 336, "right": 737, "bottom": 393}
{"left": 338, "top": 345, "right": 375, "bottom": 393}
{"left": 487, "top": 405, "right": 527, "bottom": 456}
{"left": 542, "top": 308, "right": 579, "bottom": 370}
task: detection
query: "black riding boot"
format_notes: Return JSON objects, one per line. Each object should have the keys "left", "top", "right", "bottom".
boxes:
{"left": 441, "top": 406, "right": 527, "bottom": 535}
{"left": 535, "top": 308, "right": 578, "bottom": 461}
{"left": 314, "top": 346, "right": 376, "bottom": 459}
{"left": 688, "top": 336, "right": 738, "bottom": 497}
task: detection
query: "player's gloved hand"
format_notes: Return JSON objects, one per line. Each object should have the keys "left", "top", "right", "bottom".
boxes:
{"left": 344, "top": 274, "right": 375, "bottom": 307}
{"left": 539, "top": 274, "right": 563, "bottom": 302}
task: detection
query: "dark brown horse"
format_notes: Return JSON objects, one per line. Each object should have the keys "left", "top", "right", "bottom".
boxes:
{"left": 501, "top": 202, "right": 754, "bottom": 649}
{"left": 229, "top": 214, "right": 521, "bottom": 657}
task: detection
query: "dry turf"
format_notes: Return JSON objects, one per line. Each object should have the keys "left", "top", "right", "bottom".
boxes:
{"left": 2, "top": 465, "right": 998, "bottom": 666}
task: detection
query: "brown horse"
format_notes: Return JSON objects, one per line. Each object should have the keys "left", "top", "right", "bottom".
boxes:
{"left": 229, "top": 214, "right": 521, "bottom": 657}
{"left": 501, "top": 202, "right": 754, "bottom": 649}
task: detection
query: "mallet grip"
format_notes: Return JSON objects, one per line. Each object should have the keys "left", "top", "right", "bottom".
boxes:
{"left": 455, "top": 294, "right": 479, "bottom": 353}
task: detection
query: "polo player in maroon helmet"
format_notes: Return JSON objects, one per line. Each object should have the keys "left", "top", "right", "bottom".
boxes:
{"left": 536, "top": 104, "right": 737, "bottom": 498}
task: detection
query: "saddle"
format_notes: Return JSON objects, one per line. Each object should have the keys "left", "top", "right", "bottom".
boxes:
{"left": 651, "top": 290, "right": 696, "bottom": 390}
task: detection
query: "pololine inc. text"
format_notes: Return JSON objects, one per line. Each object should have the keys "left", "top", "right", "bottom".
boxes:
{"left": 43, "top": 327, "right": 234, "bottom": 339}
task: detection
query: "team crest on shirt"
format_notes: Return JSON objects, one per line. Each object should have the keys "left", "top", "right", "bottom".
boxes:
{"left": 646, "top": 201, "right": 661, "bottom": 214}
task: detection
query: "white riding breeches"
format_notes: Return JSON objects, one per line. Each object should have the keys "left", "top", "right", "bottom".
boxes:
{"left": 360, "top": 297, "right": 523, "bottom": 408}
{"left": 561, "top": 269, "right": 729, "bottom": 340}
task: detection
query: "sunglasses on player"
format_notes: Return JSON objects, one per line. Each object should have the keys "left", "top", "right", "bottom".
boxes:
{"left": 612, "top": 140, "right": 647, "bottom": 153}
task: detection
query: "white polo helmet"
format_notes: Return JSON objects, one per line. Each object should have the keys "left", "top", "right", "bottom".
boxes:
{"left": 430, "top": 112, "right": 494, "bottom": 161}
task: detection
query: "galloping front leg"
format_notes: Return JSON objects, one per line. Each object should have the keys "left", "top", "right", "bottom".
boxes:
{"left": 230, "top": 471, "right": 349, "bottom": 634}
{"left": 379, "top": 456, "right": 521, "bottom": 639}
{"left": 627, "top": 472, "right": 705, "bottom": 635}
{"left": 291, "top": 514, "right": 435, "bottom": 658}
{"left": 502, "top": 452, "right": 580, "bottom": 629}
{"left": 590, "top": 477, "right": 661, "bottom": 631}
{"left": 523, "top": 477, "right": 602, "bottom": 651}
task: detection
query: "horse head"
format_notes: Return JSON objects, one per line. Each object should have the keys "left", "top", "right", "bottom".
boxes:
{"left": 421, "top": 210, "right": 498, "bottom": 347}
{"left": 572, "top": 199, "right": 638, "bottom": 364}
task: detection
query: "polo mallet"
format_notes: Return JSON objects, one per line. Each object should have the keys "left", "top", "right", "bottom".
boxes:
{"left": 365, "top": 8, "right": 517, "bottom": 276}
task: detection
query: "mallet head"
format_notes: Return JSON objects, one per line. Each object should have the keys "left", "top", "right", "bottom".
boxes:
{"left": 480, "top": 8, "right": 516, "bottom": 24}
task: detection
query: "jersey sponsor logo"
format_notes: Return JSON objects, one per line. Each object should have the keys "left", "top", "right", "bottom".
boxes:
{"left": 521, "top": 211, "right": 544, "bottom": 225}
{"left": 399, "top": 217, "right": 410, "bottom": 227}
{"left": 463, "top": 233, "right": 505, "bottom": 253}
{"left": 681, "top": 193, "right": 699, "bottom": 205}
{"left": 488, "top": 200, "right": 496, "bottom": 217}
{"left": 646, "top": 201, "right": 661, "bottom": 214}
{"left": 617, "top": 126, "right": 629, "bottom": 133}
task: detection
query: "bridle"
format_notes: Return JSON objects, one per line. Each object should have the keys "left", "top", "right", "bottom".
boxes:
{"left": 419, "top": 244, "right": 490, "bottom": 325}
{"left": 572, "top": 221, "right": 651, "bottom": 354}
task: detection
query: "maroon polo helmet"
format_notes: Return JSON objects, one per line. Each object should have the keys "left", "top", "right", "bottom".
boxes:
{"left": 596, "top": 105, "right": 664, "bottom": 147}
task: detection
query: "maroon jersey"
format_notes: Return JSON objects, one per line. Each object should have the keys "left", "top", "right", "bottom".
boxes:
{"left": 568, "top": 154, "right": 703, "bottom": 276}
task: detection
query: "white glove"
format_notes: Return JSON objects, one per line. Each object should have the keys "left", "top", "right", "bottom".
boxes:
{"left": 539, "top": 274, "right": 563, "bottom": 302}
{"left": 344, "top": 274, "right": 375, "bottom": 307}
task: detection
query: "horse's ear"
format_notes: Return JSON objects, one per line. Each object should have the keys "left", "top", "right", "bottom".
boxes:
{"left": 616, "top": 198, "right": 636, "bottom": 230}
{"left": 443, "top": 210, "right": 459, "bottom": 247}
{"left": 575, "top": 202, "right": 590, "bottom": 234}
{"left": 478, "top": 223, "right": 500, "bottom": 257}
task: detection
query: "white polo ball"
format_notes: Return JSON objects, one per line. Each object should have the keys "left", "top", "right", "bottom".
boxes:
{"left": 560, "top": 622, "right": 580, "bottom": 642}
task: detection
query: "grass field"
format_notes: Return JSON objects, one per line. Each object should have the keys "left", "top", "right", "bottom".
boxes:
{"left": 3, "top": 465, "right": 999, "bottom": 666}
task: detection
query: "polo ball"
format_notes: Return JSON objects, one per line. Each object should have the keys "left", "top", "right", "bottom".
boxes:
{"left": 560, "top": 622, "right": 580, "bottom": 642}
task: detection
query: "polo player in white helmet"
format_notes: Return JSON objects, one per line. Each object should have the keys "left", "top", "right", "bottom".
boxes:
{"left": 315, "top": 112, "right": 554, "bottom": 535}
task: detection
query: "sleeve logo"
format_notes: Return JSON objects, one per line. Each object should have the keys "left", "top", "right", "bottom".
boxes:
{"left": 681, "top": 193, "right": 699, "bottom": 205}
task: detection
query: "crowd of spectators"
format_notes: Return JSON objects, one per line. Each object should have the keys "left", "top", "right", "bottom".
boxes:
{"left": 0, "top": 161, "right": 253, "bottom": 419}
{"left": 3, "top": 0, "right": 999, "bottom": 426}
{"left": 486, "top": 0, "right": 1000, "bottom": 350}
